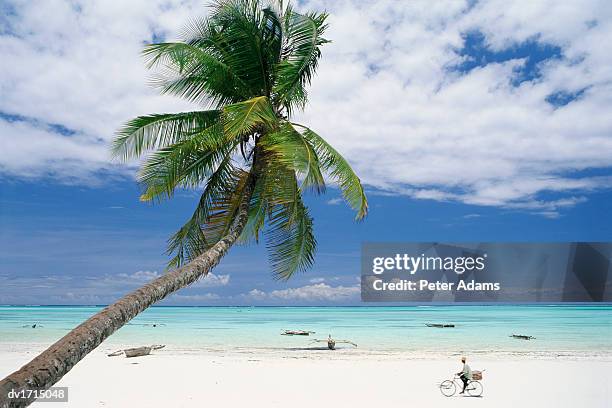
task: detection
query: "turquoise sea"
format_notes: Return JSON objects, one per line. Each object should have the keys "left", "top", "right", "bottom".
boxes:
{"left": 0, "top": 305, "right": 610, "bottom": 356}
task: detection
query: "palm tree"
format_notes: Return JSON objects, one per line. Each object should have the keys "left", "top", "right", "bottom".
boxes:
{"left": 0, "top": 1, "right": 367, "bottom": 406}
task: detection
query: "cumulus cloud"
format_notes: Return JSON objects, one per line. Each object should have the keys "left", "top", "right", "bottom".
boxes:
{"left": 2, "top": 0, "right": 612, "bottom": 213}
{"left": 297, "top": 0, "right": 612, "bottom": 213}
{"left": 243, "top": 283, "right": 360, "bottom": 302}
{"left": 0, "top": 0, "right": 199, "bottom": 180}
{"left": 194, "top": 272, "right": 231, "bottom": 288}
{"left": 115, "top": 270, "right": 161, "bottom": 282}
{"left": 169, "top": 293, "right": 220, "bottom": 302}
{"left": 111, "top": 270, "right": 230, "bottom": 287}
{"left": 326, "top": 198, "right": 343, "bottom": 205}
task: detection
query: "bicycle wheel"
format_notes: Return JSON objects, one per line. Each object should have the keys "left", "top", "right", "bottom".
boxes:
{"left": 467, "top": 381, "right": 483, "bottom": 397}
{"left": 439, "top": 380, "right": 456, "bottom": 397}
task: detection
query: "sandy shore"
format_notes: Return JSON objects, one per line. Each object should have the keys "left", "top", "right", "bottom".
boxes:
{"left": 1, "top": 345, "right": 611, "bottom": 407}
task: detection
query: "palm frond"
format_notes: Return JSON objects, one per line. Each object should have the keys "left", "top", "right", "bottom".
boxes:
{"left": 223, "top": 96, "right": 278, "bottom": 139}
{"left": 293, "top": 123, "right": 368, "bottom": 219}
{"left": 237, "top": 133, "right": 300, "bottom": 244}
{"left": 259, "top": 122, "right": 325, "bottom": 193}
{"left": 261, "top": 2, "right": 284, "bottom": 66}
{"left": 264, "top": 168, "right": 316, "bottom": 280}
{"left": 237, "top": 169, "right": 269, "bottom": 244}
{"left": 143, "top": 42, "right": 252, "bottom": 106}
{"left": 185, "top": 1, "right": 276, "bottom": 98}
{"left": 166, "top": 155, "right": 240, "bottom": 268}
{"left": 199, "top": 168, "right": 252, "bottom": 246}
{"left": 138, "top": 123, "right": 236, "bottom": 202}
{"left": 274, "top": 10, "right": 329, "bottom": 114}
{"left": 112, "top": 110, "right": 221, "bottom": 161}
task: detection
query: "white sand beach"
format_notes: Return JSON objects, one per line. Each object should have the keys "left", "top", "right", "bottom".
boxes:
{"left": 2, "top": 345, "right": 610, "bottom": 408}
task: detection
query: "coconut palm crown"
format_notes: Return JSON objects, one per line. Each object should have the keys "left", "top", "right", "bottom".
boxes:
{"left": 112, "top": 0, "right": 368, "bottom": 280}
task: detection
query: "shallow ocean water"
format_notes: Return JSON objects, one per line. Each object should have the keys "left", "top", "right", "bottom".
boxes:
{"left": 0, "top": 305, "right": 610, "bottom": 356}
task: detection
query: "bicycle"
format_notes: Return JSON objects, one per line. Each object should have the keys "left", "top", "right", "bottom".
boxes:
{"left": 439, "top": 373, "right": 483, "bottom": 397}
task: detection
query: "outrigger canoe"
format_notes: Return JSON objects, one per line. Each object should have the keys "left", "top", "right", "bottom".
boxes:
{"left": 281, "top": 330, "right": 315, "bottom": 336}
{"left": 510, "top": 334, "right": 535, "bottom": 340}
{"left": 426, "top": 323, "right": 455, "bottom": 328}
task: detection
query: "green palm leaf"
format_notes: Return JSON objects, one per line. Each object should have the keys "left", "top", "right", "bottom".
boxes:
{"left": 200, "top": 168, "right": 252, "bottom": 246}
{"left": 166, "top": 155, "right": 239, "bottom": 268}
{"left": 264, "top": 167, "right": 316, "bottom": 280}
{"left": 274, "top": 10, "right": 329, "bottom": 113}
{"left": 238, "top": 170, "right": 269, "bottom": 244}
{"left": 223, "top": 96, "right": 278, "bottom": 139}
{"left": 144, "top": 42, "right": 253, "bottom": 106}
{"left": 293, "top": 123, "right": 368, "bottom": 220}
{"left": 112, "top": 110, "right": 221, "bottom": 161}
{"left": 138, "top": 123, "right": 236, "bottom": 202}
{"left": 259, "top": 122, "right": 325, "bottom": 193}
{"left": 183, "top": 2, "right": 277, "bottom": 98}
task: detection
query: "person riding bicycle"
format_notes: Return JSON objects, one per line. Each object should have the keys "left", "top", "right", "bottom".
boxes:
{"left": 456, "top": 356, "right": 472, "bottom": 394}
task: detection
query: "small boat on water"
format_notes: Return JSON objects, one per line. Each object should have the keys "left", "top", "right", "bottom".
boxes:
{"left": 281, "top": 330, "right": 315, "bottom": 336}
{"left": 510, "top": 334, "right": 535, "bottom": 340}
{"left": 426, "top": 323, "right": 455, "bottom": 328}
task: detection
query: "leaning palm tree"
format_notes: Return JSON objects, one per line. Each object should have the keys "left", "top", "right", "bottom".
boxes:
{"left": 0, "top": 1, "right": 366, "bottom": 406}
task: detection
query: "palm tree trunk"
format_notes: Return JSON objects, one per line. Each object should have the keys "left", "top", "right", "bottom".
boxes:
{"left": 0, "top": 174, "right": 256, "bottom": 408}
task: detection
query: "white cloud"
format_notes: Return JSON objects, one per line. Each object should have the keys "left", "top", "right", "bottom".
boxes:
{"left": 243, "top": 283, "right": 360, "bottom": 302}
{"left": 113, "top": 270, "right": 230, "bottom": 287}
{"left": 116, "top": 270, "right": 161, "bottom": 282}
{"left": 0, "top": 271, "right": 229, "bottom": 305}
{"left": 1, "top": 0, "right": 612, "bottom": 213}
{"left": 170, "top": 293, "right": 220, "bottom": 302}
{"left": 246, "top": 289, "right": 267, "bottom": 301}
{"left": 194, "top": 272, "right": 231, "bottom": 288}
{"left": 297, "top": 0, "right": 612, "bottom": 212}
{"left": 0, "top": 0, "right": 199, "bottom": 181}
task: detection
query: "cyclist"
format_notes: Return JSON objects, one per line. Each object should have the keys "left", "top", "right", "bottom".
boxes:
{"left": 456, "top": 356, "right": 472, "bottom": 394}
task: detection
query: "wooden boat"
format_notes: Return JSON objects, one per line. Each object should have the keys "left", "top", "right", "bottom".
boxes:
{"left": 510, "top": 334, "right": 535, "bottom": 340}
{"left": 124, "top": 346, "right": 152, "bottom": 358}
{"left": 426, "top": 323, "right": 455, "bottom": 328}
{"left": 281, "top": 330, "right": 315, "bottom": 336}
{"left": 108, "top": 344, "right": 165, "bottom": 358}
{"left": 311, "top": 336, "right": 357, "bottom": 350}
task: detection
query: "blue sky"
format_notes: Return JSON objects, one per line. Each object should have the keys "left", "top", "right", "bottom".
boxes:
{"left": 1, "top": 0, "right": 612, "bottom": 305}
{"left": 1, "top": 179, "right": 611, "bottom": 305}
